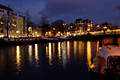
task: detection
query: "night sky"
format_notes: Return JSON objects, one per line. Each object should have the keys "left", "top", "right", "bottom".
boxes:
{"left": 1, "top": 0, "right": 120, "bottom": 25}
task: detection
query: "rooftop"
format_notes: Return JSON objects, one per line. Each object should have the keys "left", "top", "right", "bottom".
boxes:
{"left": 0, "top": 4, "right": 13, "bottom": 11}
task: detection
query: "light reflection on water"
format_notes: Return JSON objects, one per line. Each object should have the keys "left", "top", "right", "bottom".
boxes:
{"left": 87, "top": 41, "right": 92, "bottom": 67}
{"left": 28, "top": 45, "right": 33, "bottom": 63}
{"left": 21, "top": 41, "right": 98, "bottom": 67}
{"left": 52, "top": 43, "right": 55, "bottom": 60}
{"left": 0, "top": 41, "right": 100, "bottom": 80}
{"left": 16, "top": 46, "right": 21, "bottom": 72}
{"left": 35, "top": 44, "right": 39, "bottom": 64}
{"left": 62, "top": 42, "right": 67, "bottom": 67}
{"left": 74, "top": 41, "right": 77, "bottom": 57}
{"left": 67, "top": 41, "right": 70, "bottom": 62}
{"left": 48, "top": 43, "right": 52, "bottom": 65}
{"left": 58, "top": 42, "right": 62, "bottom": 63}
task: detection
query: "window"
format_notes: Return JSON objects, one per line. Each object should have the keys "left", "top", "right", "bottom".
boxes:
{"left": 19, "top": 18, "right": 23, "bottom": 28}
{"left": 12, "top": 17, "right": 17, "bottom": 27}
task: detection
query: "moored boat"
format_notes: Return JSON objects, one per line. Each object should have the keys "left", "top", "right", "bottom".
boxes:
{"left": 90, "top": 45, "right": 120, "bottom": 79}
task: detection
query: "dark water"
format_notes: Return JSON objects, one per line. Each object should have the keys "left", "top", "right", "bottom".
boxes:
{"left": 0, "top": 41, "right": 108, "bottom": 80}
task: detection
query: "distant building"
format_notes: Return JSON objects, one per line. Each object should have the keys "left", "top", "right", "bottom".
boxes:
{"left": 32, "top": 26, "right": 42, "bottom": 37}
{"left": 74, "top": 19, "right": 84, "bottom": 32}
{"left": 74, "top": 18, "right": 93, "bottom": 32}
{"left": 0, "top": 4, "right": 26, "bottom": 38}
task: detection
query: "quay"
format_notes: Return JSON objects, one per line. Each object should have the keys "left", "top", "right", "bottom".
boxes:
{"left": 0, "top": 34, "right": 120, "bottom": 46}
{"left": 0, "top": 37, "right": 71, "bottom": 46}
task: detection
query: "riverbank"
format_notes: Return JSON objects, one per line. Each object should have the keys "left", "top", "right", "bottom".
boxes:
{"left": 0, "top": 37, "right": 71, "bottom": 46}
{"left": 0, "top": 34, "right": 120, "bottom": 46}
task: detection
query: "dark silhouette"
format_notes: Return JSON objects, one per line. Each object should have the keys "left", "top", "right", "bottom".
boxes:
{"left": 51, "top": 19, "right": 65, "bottom": 33}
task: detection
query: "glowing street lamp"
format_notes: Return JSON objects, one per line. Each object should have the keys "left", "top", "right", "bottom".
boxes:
{"left": 49, "top": 31, "right": 51, "bottom": 34}
{"left": 16, "top": 30, "right": 20, "bottom": 33}
{"left": 101, "top": 30, "right": 104, "bottom": 33}
{"left": 103, "top": 26, "right": 107, "bottom": 30}
{"left": 58, "top": 32, "right": 61, "bottom": 34}
{"left": 87, "top": 28, "right": 90, "bottom": 32}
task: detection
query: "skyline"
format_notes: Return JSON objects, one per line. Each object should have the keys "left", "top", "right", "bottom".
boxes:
{"left": 1, "top": 0, "right": 120, "bottom": 25}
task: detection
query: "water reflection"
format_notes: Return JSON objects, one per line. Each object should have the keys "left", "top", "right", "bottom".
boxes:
{"left": 79, "top": 41, "right": 83, "bottom": 58}
{"left": 96, "top": 41, "right": 99, "bottom": 57}
{"left": 16, "top": 46, "right": 21, "bottom": 72}
{"left": 48, "top": 43, "right": 52, "bottom": 65}
{"left": 58, "top": 42, "right": 62, "bottom": 63}
{"left": 46, "top": 43, "right": 53, "bottom": 65}
{"left": 0, "top": 49, "right": 6, "bottom": 72}
{"left": 52, "top": 43, "right": 55, "bottom": 59}
{"left": 35, "top": 44, "right": 39, "bottom": 64}
{"left": 62, "top": 42, "right": 67, "bottom": 67}
{"left": 28, "top": 45, "right": 33, "bottom": 63}
{"left": 87, "top": 41, "right": 92, "bottom": 67}
{"left": 67, "top": 41, "right": 70, "bottom": 62}
{"left": 46, "top": 45, "right": 49, "bottom": 57}
{"left": 74, "top": 41, "right": 77, "bottom": 57}
{"left": 0, "top": 40, "right": 101, "bottom": 80}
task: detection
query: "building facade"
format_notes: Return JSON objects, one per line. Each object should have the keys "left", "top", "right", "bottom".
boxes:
{"left": 0, "top": 4, "right": 26, "bottom": 38}
{"left": 74, "top": 19, "right": 93, "bottom": 32}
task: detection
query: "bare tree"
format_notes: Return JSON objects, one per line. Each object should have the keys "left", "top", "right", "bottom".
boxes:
{"left": 51, "top": 19, "right": 65, "bottom": 32}
{"left": 40, "top": 15, "right": 50, "bottom": 35}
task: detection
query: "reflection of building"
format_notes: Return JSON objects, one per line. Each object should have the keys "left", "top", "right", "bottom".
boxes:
{"left": 0, "top": 4, "right": 26, "bottom": 38}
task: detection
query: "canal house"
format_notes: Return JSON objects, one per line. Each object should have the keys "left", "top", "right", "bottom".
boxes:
{"left": 0, "top": 4, "right": 26, "bottom": 38}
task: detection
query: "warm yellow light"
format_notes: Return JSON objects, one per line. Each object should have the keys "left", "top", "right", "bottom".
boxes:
{"left": 67, "top": 41, "right": 70, "bottom": 61}
{"left": 53, "top": 28, "right": 55, "bottom": 30}
{"left": 74, "top": 41, "right": 77, "bottom": 56}
{"left": 0, "top": 35, "right": 4, "bottom": 38}
{"left": 45, "top": 32, "right": 48, "bottom": 36}
{"left": 74, "top": 33, "right": 76, "bottom": 36}
{"left": 35, "top": 32, "right": 37, "bottom": 34}
{"left": 49, "top": 31, "right": 51, "bottom": 34}
{"left": 112, "top": 29, "right": 120, "bottom": 32}
{"left": 16, "top": 46, "right": 21, "bottom": 72}
{"left": 101, "top": 30, "right": 104, "bottom": 33}
{"left": 97, "top": 25, "right": 100, "bottom": 28}
{"left": 37, "top": 35, "right": 39, "bottom": 37}
{"left": 58, "top": 42, "right": 61, "bottom": 61}
{"left": 88, "top": 24, "right": 91, "bottom": 27}
{"left": 16, "top": 31, "right": 20, "bottom": 33}
{"left": 28, "top": 45, "right": 33, "bottom": 63}
{"left": 107, "top": 29, "right": 111, "bottom": 32}
{"left": 1, "top": 21, "right": 3, "bottom": 24}
{"left": 103, "top": 26, "right": 107, "bottom": 29}
{"left": 58, "top": 32, "right": 61, "bottom": 34}
{"left": 87, "top": 28, "right": 90, "bottom": 31}
{"left": 48, "top": 43, "right": 52, "bottom": 65}
{"left": 87, "top": 41, "right": 92, "bottom": 68}
{"left": 35, "top": 44, "right": 39, "bottom": 63}
{"left": 67, "top": 32, "right": 70, "bottom": 35}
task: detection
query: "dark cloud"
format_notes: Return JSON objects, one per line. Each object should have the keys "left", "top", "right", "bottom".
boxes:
{"left": 39, "top": 0, "right": 120, "bottom": 25}
{"left": 2, "top": 0, "right": 120, "bottom": 25}
{"left": 40, "top": 0, "right": 100, "bottom": 17}
{"left": 116, "top": 5, "right": 120, "bottom": 11}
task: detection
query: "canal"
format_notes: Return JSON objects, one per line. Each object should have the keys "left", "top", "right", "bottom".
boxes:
{"left": 0, "top": 40, "right": 113, "bottom": 80}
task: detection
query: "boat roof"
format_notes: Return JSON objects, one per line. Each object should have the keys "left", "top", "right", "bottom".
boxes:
{"left": 99, "top": 45, "right": 120, "bottom": 60}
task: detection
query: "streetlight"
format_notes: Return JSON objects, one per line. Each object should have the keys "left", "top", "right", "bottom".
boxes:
{"left": 103, "top": 26, "right": 107, "bottom": 34}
